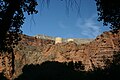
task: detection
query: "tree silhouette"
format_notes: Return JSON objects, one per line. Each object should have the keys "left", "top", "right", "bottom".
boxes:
{"left": 0, "top": 0, "right": 38, "bottom": 79}
{"left": 0, "top": 0, "right": 38, "bottom": 52}
{"left": 95, "top": 0, "right": 120, "bottom": 31}
{"left": 0, "top": 0, "right": 81, "bottom": 79}
{"left": 15, "top": 61, "right": 85, "bottom": 80}
{"left": 87, "top": 51, "right": 120, "bottom": 80}
{"left": 0, "top": 72, "right": 8, "bottom": 80}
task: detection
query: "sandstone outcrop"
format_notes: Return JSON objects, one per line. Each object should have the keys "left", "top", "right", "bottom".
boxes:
{"left": 0, "top": 30, "right": 120, "bottom": 79}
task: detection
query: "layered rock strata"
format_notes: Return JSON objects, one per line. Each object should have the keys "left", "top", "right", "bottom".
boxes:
{"left": 0, "top": 30, "right": 120, "bottom": 78}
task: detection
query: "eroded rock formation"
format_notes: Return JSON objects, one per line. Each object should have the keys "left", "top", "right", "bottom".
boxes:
{"left": 0, "top": 30, "right": 120, "bottom": 79}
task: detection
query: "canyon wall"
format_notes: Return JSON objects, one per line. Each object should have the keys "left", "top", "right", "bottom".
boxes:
{"left": 0, "top": 30, "right": 120, "bottom": 78}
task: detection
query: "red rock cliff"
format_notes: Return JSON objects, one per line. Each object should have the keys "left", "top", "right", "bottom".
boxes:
{"left": 0, "top": 30, "right": 120, "bottom": 78}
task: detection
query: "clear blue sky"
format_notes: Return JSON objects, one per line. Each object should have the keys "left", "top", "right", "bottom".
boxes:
{"left": 22, "top": 0, "right": 110, "bottom": 38}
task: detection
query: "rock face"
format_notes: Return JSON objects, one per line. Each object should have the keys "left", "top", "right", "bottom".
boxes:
{"left": 0, "top": 30, "right": 120, "bottom": 78}
{"left": 34, "top": 34, "right": 94, "bottom": 44}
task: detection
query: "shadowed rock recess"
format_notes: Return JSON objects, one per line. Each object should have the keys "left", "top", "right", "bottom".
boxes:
{"left": 0, "top": 30, "right": 120, "bottom": 79}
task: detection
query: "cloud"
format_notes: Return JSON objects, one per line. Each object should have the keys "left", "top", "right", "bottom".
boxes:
{"left": 76, "top": 14, "right": 101, "bottom": 38}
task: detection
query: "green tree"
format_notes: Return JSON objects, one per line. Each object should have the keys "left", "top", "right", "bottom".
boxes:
{"left": 95, "top": 0, "right": 120, "bottom": 31}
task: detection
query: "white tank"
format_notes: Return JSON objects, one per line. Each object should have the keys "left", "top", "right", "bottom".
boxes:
{"left": 55, "top": 37, "right": 62, "bottom": 44}
{"left": 67, "top": 38, "right": 74, "bottom": 42}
